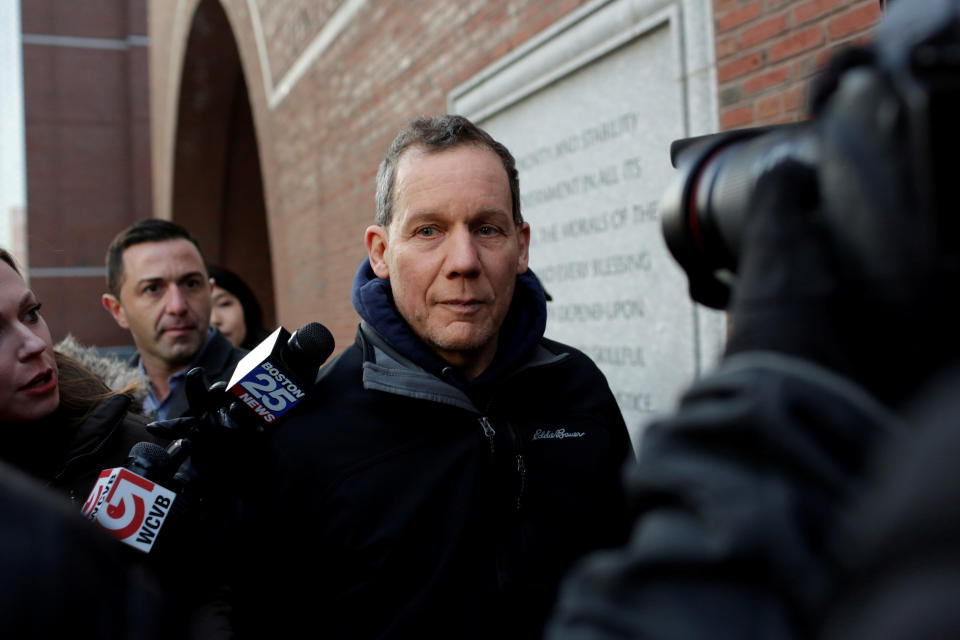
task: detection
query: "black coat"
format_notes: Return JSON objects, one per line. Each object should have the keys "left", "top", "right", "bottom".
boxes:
{"left": 0, "top": 459, "right": 166, "bottom": 639}
{"left": 547, "top": 352, "right": 904, "bottom": 640}
{"left": 236, "top": 323, "right": 633, "bottom": 638}
{"left": 130, "top": 329, "right": 247, "bottom": 419}
{"left": 47, "top": 394, "right": 161, "bottom": 505}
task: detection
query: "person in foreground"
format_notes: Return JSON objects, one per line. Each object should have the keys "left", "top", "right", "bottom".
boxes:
{"left": 0, "top": 248, "right": 229, "bottom": 637}
{"left": 0, "top": 248, "right": 158, "bottom": 503}
{"left": 235, "top": 115, "right": 633, "bottom": 638}
{"left": 0, "top": 458, "right": 165, "bottom": 639}
{"left": 546, "top": 1, "right": 960, "bottom": 638}
{"left": 101, "top": 219, "right": 247, "bottom": 419}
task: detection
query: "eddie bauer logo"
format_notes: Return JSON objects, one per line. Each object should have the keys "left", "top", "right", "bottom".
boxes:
{"left": 532, "top": 428, "right": 585, "bottom": 440}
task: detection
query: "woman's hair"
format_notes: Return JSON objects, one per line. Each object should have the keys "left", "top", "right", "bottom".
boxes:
{"left": 208, "top": 265, "right": 269, "bottom": 349}
{"left": 3, "top": 247, "right": 141, "bottom": 427}
{"left": 53, "top": 351, "right": 141, "bottom": 428}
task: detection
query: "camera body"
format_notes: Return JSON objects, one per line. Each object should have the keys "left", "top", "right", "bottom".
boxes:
{"left": 660, "top": 0, "right": 960, "bottom": 310}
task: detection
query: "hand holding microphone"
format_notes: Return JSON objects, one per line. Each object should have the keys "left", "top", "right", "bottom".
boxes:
{"left": 88, "top": 322, "right": 335, "bottom": 553}
{"left": 148, "top": 322, "right": 335, "bottom": 441}
{"left": 147, "top": 322, "right": 334, "bottom": 487}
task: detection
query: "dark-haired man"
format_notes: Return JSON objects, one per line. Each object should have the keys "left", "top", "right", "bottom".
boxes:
{"left": 101, "top": 219, "right": 246, "bottom": 419}
{"left": 237, "top": 115, "right": 633, "bottom": 638}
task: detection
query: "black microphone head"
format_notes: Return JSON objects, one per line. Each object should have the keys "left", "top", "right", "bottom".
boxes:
{"left": 126, "top": 441, "right": 173, "bottom": 478}
{"left": 285, "top": 322, "right": 335, "bottom": 379}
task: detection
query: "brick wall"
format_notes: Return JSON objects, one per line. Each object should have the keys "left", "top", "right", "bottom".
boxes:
{"left": 715, "top": 0, "right": 882, "bottom": 130}
{"left": 151, "top": 0, "right": 598, "bottom": 352}
{"left": 150, "top": 0, "right": 884, "bottom": 353}
{"left": 21, "top": 0, "right": 152, "bottom": 347}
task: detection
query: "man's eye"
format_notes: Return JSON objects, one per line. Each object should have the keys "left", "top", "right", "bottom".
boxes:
{"left": 477, "top": 225, "right": 499, "bottom": 236}
{"left": 143, "top": 284, "right": 159, "bottom": 294}
{"left": 416, "top": 227, "right": 438, "bottom": 238}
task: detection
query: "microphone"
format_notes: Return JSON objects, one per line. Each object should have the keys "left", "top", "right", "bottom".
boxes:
{"left": 81, "top": 441, "right": 180, "bottom": 553}
{"left": 226, "top": 322, "right": 335, "bottom": 427}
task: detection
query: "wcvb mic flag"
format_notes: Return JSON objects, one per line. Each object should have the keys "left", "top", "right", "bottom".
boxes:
{"left": 81, "top": 468, "right": 177, "bottom": 553}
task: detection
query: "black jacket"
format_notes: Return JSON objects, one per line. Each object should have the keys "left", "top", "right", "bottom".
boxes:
{"left": 0, "top": 460, "right": 166, "bottom": 639}
{"left": 547, "top": 352, "right": 904, "bottom": 640}
{"left": 237, "top": 263, "right": 632, "bottom": 638}
{"left": 2, "top": 394, "right": 159, "bottom": 506}
{"left": 51, "top": 395, "right": 160, "bottom": 505}
{"left": 130, "top": 329, "right": 247, "bottom": 419}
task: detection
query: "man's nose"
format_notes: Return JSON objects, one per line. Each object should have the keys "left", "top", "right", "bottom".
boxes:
{"left": 444, "top": 227, "right": 482, "bottom": 277}
{"left": 165, "top": 284, "right": 189, "bottom": 315}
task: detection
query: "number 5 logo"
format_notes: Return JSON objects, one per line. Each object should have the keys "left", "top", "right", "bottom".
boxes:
{"left": 96, "top": 470, "right": 155, "bottom": 540}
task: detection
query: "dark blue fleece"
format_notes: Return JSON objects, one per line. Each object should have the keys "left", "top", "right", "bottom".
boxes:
{"left": 351, "top": 258, "right": 548, "bottom": 386}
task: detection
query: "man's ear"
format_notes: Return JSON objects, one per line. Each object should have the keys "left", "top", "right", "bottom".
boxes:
{"left": 101, "top": 293, "right": 129, "bottom": 329}
{"left": 516, "top": 222, "right": 531, "bottom": 274}
{"left": 365, "top": 225, "right": 391, "bottom": 279}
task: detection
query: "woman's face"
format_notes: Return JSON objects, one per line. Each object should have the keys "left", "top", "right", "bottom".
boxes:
{"left": 0, "top": 261, "right": 59, "bottom": 424}
{"left": 210, "top": 286, "right": 247, "bottom": 348}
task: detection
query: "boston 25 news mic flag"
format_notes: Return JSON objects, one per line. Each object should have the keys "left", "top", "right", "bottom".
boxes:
{"left": 226, "top": 322, "right": 335, "bottom": 426}
{"left": 82, "top": 322, "right": 336, "bottom": 553}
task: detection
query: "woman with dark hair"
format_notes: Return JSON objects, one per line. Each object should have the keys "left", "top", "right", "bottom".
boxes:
{"left": 208, "top": 264, "right": 270, "bottom": 349}
{"left": 0, "top": 248, "right": 158, "bottom": 504}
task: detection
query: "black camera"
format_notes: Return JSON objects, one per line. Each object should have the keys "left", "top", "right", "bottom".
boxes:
{"left": 659, "top": 0, "right": 960, "bottom": 310}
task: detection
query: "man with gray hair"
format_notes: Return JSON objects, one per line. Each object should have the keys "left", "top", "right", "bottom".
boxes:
{"left": 237, "top": 115, "right": 632, "bottom": 638}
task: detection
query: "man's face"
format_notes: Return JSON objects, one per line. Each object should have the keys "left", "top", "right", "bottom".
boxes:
{"left": 366, "top": 144, "right": 530, "bottom": 379}
{"left": 103, "top": 239, "right": 213, "bottom": 371}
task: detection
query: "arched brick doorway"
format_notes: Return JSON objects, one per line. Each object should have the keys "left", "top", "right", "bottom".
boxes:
{"left": 171, "top": 0, "right": 275, "bottom": 329}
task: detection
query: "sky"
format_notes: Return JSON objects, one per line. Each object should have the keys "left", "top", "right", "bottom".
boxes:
{"left": 0, "top": 0, "right": 26, "bottom": 252}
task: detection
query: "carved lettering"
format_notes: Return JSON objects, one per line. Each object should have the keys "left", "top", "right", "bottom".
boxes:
{"left": 522, "top": 166, "right": 620, "bottom": 209}
{"left": 614, "top": 391, "right": 654, "bottom": 413}
{"left": 560, "top": 207, "right": 628, "bottom": 239}
{"left": 538, "top": 260, "right": 590, "bottom": 284}
{"left": 633, "top": 200, "right": 659, "bottom": 223}
{"left": 553, "top": 299, "right": 645, "bottom": 322}
{"left": 580, "top": 345, "right": 646, "bottom": 367}
{"left": 592, "top": 252, "right": 652, "bottom": 277}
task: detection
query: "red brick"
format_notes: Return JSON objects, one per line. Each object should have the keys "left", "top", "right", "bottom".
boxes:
{"left": 756, "top": 94, "right": 783, "bottom": 120}
{"left": 721, "top": 105, "right": 755, "bottom": 129}
{"left": 792, "top": 52, "right": 820, "bottom": 80}
{"left": 816, "top": 47, "right": 834, "bottom": 69}
{"left": 714, "top": 0, "right": 739, "bottom": 14}
{"left": 829, "top": 3, "right": 882, "bottom": 39}
{"left": 718, "top": 51, "right": 764, "bottom": 83}
{"left": 716, "top": 1, "right": 763, "bottom": 34}
{"left": 742, "top": 65, "right": 790, "bottom": 94}
{"left": 783, "top": 85, "right": 805, "bottom": 113}
{"left": 716, "top": 35, "right": 739, "bottom": 60}
{"left": 769, "top": 26, "right": 825, "bottom": 62}
{"left": 740, "top": 14, "right": 788, "bottom": 49}
{"left": 793, "top": 0, "right": 845, "bottom": 26}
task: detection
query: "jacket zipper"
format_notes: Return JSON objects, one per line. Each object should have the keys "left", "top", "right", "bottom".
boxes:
{"left": 515, "top": 451, "right": 526, "bottom": 511}
{"left": 479, "top": 416, "right": 496, "bottom": 454}
{"left": 479, "top": 416, "right": 527, "bottom": 512}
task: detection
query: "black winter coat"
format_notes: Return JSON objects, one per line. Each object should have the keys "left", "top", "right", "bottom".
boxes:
{"left": 237, "top": 323, "right": 633, "bottom": 639}
{"left": 547, "top": 351, "right": 904, "bottom": 640}
{"left": 3, "top": 394, "right": 159, "bottom": 506}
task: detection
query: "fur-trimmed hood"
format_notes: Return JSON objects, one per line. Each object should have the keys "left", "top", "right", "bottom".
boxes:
{"left": 54, "top": 335, "right": 148, "bottom": 410}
